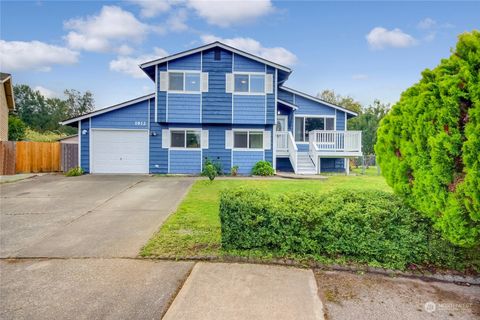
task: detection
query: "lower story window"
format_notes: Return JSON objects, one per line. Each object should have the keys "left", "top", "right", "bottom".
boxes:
{"left": 233, "top": 131, "right": 263, "bottom": 149}
{"left": 170, "top": 130, "right": 201, "bottom": 148}
{"left": 295, "top": 116, "right": 335, "bottom": 142}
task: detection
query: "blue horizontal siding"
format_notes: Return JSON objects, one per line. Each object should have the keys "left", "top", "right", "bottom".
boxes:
{"left": 202, "top": 48, "right": 233, "bottom": 123}
{"left": 168, "top": 93, "right": 201, "bottom": 123}
{"left": 278, "top": 88, "right": 294, "bottom": 104}
{"left": 336, "top": 110, "right": 346, "bottom": 130}
{"left": 295, "top": 95, "right": 336, "bottom": 116}
{"left": 297, "top": 143, "right": 309, "bottom": 152}
{"left": 168, "top": 53, "right": 201, "bottom": 70}
{"left": 149, "top": 98, "right": 168, "bottom": 173}
{"left": 232, "top": 150, "right": 264, "bottom": 175}
{"left": 202, "top": 124, "right": 231, "bottom": 174}
{"left": 233, "top": 95, "right": 265, "bottom": 124}
{"left": 233, "top": 54, "right": 265, "bottom": 72}
{"left": 91, "top": 100, "right": 148, "bottom": 129}
{"left": 169, "top": 150, "right": 202, "bottom": 174}
{"left": 80, "top": 119, "right": 90, "bottom": 173}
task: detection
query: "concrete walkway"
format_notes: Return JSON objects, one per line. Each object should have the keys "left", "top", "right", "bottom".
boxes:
{"left": 163, "top": 262, "right": 324, "bottom": 320}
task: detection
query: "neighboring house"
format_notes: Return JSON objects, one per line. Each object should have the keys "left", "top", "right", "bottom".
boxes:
{"left": 61, "top": 42, "right": 362, "bottom": 175}
{"left": 57, "top": 134, "right": 78, "bottom": 144}
{"left": 0, "top": 73, "right": 15, "bottom": 141}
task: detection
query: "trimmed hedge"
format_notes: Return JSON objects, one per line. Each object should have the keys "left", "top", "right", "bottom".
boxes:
{"left": 220, "top": 188, "right": 478, "bottom": 271}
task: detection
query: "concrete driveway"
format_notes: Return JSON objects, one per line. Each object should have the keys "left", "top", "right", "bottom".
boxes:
{"left": 1, "top": 174, "right": 193, "bottom": 258}
{"left": 1, "top": 174, "right": 196, "bottom": 319}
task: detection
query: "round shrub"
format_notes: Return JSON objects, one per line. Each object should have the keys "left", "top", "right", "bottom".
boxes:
{"left": 251, "top": 160, "right": 274, "bottom": 176}
{"left": 65, "top": 167, "right": 84, "bottom": 177}
{"left": 375, "top": 31, "right": 480, "bottom": 247}
{"left": 202, "top": 163, "right": 217, "bottom": 181}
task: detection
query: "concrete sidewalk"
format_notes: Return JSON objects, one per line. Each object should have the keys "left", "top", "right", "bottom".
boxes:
{"left": 163, "top": 262, "right": 324, "bottom": 320}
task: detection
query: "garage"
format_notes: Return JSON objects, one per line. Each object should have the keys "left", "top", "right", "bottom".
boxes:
{"left": 91, "top": 129, "right": 149, "bottom": 174}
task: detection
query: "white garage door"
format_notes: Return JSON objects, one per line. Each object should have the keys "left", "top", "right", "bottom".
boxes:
{"left": 91, "top": 129, "right": 148, "bottom": 174}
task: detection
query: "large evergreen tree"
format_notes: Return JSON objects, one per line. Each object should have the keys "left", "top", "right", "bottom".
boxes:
{"left": 375, "top": 31, "right": 480, "bottom": 247}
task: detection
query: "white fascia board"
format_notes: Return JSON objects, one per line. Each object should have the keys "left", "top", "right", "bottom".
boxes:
{"left": 139, "top": 42, "right": 292, "bottom": 73}
{"left": 277, "top": 99, "right": 298, "bottom": 110}
{"left": 279, "top": 86, "right": 358, "bottom": 116}
{"left": 60, "top": 93, "right": 155, "bottom": 125}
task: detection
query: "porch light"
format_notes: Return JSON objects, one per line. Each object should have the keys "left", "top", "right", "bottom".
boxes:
{"left": 150, "top": 131, "right": 157, "bottom": 136}
{"left": 82, "top": 129, "right": 88, "bottom": 135}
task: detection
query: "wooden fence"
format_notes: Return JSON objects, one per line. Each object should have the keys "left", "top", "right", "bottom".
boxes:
{"left": 0, "top": 141, "right": 16, "bottom": 175}
{"left": 15, "top": 142, "right": 61, "bottom": 173}
{"left": 61, "top": 143, "right": 78, "bottom": 172}
{"left": 0, "top": 141, "right": 71, "bottom": 174}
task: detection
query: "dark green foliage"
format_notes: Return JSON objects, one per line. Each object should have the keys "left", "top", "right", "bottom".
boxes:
{"left": 202, "top": 164, "right": 217, "bottom": 181}
{"left": 13, "top": 84, "right": 93, "bottom": 134}
{"left": 8, "top": 116, "right": 27, "bottom": 141}
{"left": 220, "top": 188, "right": 478, "bottom": 271}
{"left": 375, "top": 31, "right": 480, "bottom": 247}
{"left": 203, "top": 157, "right": 223, "bottom": 175}
{"left": 251, "top": 160, "right": 274, "bottom": 176}
{"left": 65, "top": 167, "right": 84, "bottom": 177}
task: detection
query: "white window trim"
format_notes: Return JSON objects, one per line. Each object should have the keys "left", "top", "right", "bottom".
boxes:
{"left": 167, "top": 70, "right": 202, "bottom": 94}
{"left": 169, "top": 128, "right": 202, "bottom": 150}
{"left": 233, "top": 72, "right": 266, "bottom": 95}
{"left": 294, "top": 115, "right": 336, "bottom": 144}
{"left": 232, "top": 129, "right": 264, "bottom": 151}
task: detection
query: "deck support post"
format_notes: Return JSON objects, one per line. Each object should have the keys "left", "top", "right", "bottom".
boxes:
{"left": 345, "top": 157, "right": 350, "bottom": 175}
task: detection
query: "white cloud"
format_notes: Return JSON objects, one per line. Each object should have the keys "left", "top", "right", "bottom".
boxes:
{"left": 188, "top": 0, "right": 274, "bottom": 27}
{"left": 109, "top": 47, "right": 168, "bottom": 78}
{"left": 201, "top": 35, "right": 297, "bottom": 66}
{"left": 34, "top": 86, "right": 60, "bottom": 98}
{"left": 0, "top": 40, "right": 79, "bottom": 72}
{"left": 129, "top": 0, "right": 172, "bottom": 18}
{"left": 366, "top": 27, "right": 417, "bottom": 50}
{"left": 351, "top": 74, "right": 368, "bottom": 81}
{"left": 167, "top": 9, "right": 189, "bottom": 31}
{"left": 64, "top": 6, "right": 152, "bottom": 53}
{"left": 417, "top": 18, "right": 436, "bottom": 29}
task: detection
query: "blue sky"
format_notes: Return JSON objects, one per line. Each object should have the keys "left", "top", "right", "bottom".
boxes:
{"left": 1, "top": 1, "right": 479, "bottom": 109}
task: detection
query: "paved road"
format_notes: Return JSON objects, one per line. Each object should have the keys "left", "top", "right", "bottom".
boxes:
{"left": 1, "top": 174, "right": 193, "bottom": 258}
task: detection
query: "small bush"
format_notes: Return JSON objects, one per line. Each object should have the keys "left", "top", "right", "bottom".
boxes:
{"left": 231, "top": 165, "right": 239, "bottom": 176}
{"left": 204, "top": 157, "right": 223, "bottom": 175}
{"left": 251, "top": 161, "right": 274, "bottom": 176}
{"left": 65, "top": 167, "right": 84, "bottom": 177}
{"left": 202, "top": 164, "right": 217, "bottom": 181}
{"left": 220, "top": 188, "right": 479, "bottom": 271}
{"left": 8, "top": 116, "right": 27, "bottom": 141}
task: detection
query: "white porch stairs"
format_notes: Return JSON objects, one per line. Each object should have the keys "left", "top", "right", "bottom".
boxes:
{"left": 296, "top": 152, "right": 317, "bottom": 175}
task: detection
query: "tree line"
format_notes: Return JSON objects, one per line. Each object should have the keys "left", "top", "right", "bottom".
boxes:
{"left": 8, "top": 85, "right": 94, "bottom": 140}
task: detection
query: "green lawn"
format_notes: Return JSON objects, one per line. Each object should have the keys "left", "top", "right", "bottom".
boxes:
{"left": 141, "top": 175, "right": 390, "bottom": 258}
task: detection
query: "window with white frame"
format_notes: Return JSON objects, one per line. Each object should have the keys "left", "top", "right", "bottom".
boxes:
{"left": 170, "top": 129, "right": 201, "bottom": 148}
{"left": 294, "top": 116, "right": 335, "bottom": 142}
{"left": 233, "top": 131, "right": 264, "bottom": 149}
{"left": 168, "top": 72, "right": 201, "bottom": 92}
{"left": 234, "top": 74, "right": 265, "bottom": 94}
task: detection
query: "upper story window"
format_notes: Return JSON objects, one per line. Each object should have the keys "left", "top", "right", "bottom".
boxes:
{"left": 170, "top": 129, "right": 201, "bottom": 149}
{"left": 295, "top": 116, "right": 335, "bottom": 142}
{"left": 233, "top": 130, "right": 263, "bottom": 149}
{"left": 168, "top": 72, "right": 200, "bottom": 92}
{"left": 233, "top": 73, "right": 265, "bottom": 94}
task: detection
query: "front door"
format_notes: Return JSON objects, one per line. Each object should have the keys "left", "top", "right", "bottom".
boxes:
{"left": 276, "top": 115, "right": 288, "bottom": 152}
{"left": 277, "top": 116, "right": 288, "bottom": 132}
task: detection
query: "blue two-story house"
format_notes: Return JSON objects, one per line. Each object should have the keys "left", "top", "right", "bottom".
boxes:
{"left": 61, "top": 42, "right": 362, "bottom": 175}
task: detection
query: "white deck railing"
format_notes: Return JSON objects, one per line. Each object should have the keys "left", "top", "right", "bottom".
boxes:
{"left": 287, "top": 131, "right": 298, "bottom": 173}
{"left": 309, "top": 130, "right": 362, "bottom": 154}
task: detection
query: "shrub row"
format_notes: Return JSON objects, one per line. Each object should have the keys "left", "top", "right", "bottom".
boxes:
{"left": 219, "top": 188, "right": 478, "bottom": 271}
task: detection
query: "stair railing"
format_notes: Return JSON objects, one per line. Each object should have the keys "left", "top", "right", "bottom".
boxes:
{"left": 287, "top": 132, "right": 298, "bottom": 174}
